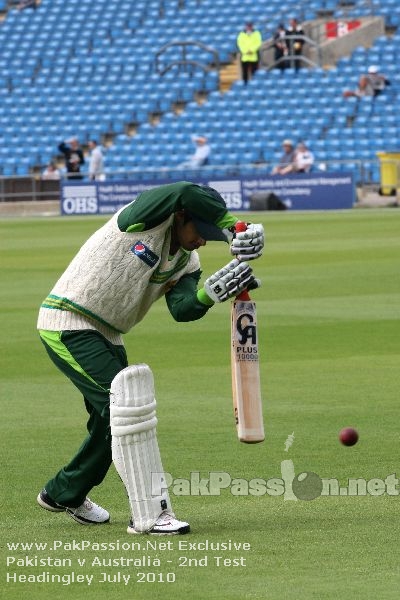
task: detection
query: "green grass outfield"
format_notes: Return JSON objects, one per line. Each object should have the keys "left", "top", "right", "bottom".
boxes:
{"left": 1, "top": 209, "right": 399, "bottom": 599}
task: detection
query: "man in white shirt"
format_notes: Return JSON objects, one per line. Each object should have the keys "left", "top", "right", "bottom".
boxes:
{"left": 294, "top": 141, "right": 314, "bottom": 172}
{"left": 88, "top": 140, "right": 105, "bottom": 181}
{"left": 180, "top": 135, "right": 211, "bottom": 168}
{"left": 42, "top": 162, "right": 61, "bottom": 180}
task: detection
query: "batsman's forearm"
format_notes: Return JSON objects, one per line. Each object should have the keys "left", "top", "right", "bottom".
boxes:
{"left": 166, "top": 292, "right": 212, "bottom": 322}
{"left": 165, "top": 272, "right": 213, "bottom": 322}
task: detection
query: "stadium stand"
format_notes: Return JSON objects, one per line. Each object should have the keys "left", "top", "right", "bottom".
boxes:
{"left": 0, "top": 0, "right": 399, "bottom": 185}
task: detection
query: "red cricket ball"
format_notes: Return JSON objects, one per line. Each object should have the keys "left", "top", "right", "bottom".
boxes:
{"left": 339, "top": 427, "right": 359, "bottom": 446}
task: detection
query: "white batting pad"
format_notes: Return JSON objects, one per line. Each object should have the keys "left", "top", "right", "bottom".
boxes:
{"left": 110, "top": 364, "right": 172, "bottom": 532}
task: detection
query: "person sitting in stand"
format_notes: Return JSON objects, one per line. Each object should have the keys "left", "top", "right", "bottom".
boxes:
{"left": 271, "top": 139, "right": 296, "bottom": 174}
{"left": 343, "top": 65, "right": 391, "bottom": 98}
{"left": 42, "top": 162, "right": 61, "bottom": 180}
{"left": 179, "top": 135, "right": 211, "bottom": 169}
{"left": 293, "top": 141, "right": 314, "bottom": 173}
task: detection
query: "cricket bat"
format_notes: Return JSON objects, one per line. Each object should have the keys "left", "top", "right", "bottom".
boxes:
{"left": 231, "top": 223, "right": 265, "bottom": 443}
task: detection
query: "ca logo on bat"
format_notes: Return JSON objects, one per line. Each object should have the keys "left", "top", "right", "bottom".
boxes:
{"left": 236, "top": 313, "right": 257, "bottom": 345}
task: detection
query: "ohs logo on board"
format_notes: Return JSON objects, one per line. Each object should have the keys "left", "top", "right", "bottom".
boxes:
{"left": 208, "top": 180, "right": 242, "bottom": 210}
{"left": 62, "top": 185, "right": 98, "bottom": 214}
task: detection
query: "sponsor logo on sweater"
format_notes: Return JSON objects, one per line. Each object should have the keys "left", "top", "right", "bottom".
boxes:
{"left": 131, "top": 242, "right": 159, "bottom": 268}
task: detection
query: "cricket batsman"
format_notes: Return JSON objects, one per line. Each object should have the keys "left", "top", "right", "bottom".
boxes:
{"left": 36, "top": 181, "right": 264, "bottom": 534}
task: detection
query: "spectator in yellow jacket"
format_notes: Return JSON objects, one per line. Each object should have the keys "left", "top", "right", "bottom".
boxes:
{"left": 237, "top": 22, "right": 262, "bottom": 84}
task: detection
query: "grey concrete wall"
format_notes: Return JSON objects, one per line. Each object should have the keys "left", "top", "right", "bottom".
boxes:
{"left": 309, "top": 16, "right": 385, "bottom": 66}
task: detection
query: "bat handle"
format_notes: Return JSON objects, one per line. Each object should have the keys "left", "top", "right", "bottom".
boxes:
{"left": 235, "top": 221, "right": 251, "bottom": 301}
{"left": 235, "top": 221, "right": 247, "bottom": 234}
{"left": 236, "top": 289, "right": 251, "bottom": 301}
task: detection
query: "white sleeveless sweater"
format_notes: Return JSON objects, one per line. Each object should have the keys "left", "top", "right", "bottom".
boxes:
{"left": 37, "top": 212, "right": 200, "bottom": 344}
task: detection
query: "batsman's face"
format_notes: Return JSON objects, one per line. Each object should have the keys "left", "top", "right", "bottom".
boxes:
{"left": 178, "top": 221, "right": 206, "bottom": 251}
{"left": 173, "top": 213, "right": 206, "bottom": 251}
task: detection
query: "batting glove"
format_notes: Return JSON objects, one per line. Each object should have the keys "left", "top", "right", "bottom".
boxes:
{"left": 230, "top": 223, "right": 265, "bottom": 261}
{"left": 203, "top": 259, "right": 260, "bottom": 303}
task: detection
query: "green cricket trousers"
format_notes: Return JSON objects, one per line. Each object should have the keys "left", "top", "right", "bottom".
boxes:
{"left": 39, "top": 329, "right": 128, "bottom": 507}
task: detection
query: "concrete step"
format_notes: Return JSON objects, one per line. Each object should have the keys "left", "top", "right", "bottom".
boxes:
{"left": 219, "top": 60, "right": 240, "bottom": 92}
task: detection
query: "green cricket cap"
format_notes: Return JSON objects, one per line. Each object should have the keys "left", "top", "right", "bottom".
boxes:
{"left": 190, "top": 185, "right": 229, "bottom": 242}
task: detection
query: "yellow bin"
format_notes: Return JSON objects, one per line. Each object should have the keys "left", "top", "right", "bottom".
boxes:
{"left": 376, "top": 151, "right": 400, "bottom": 196}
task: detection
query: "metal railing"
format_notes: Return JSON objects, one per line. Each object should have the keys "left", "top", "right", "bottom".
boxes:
{"left": 0, "top": 177, "right": 60, "bottom": 203}
{"left": 155, "top": 40, "right": 220, "bottom": 77}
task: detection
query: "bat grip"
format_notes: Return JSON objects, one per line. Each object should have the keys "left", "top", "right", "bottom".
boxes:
{"left": 235, "top": 221, "right": 251, "bottom": 300}
{"left": 236, "top": 289, "right": 251, "bottom": 301}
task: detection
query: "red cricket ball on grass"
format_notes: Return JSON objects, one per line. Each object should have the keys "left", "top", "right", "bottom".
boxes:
{"left": 339, "top": 427, "right": 359, "bottom": 446}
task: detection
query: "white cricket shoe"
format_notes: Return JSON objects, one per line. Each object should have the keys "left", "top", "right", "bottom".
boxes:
{"left": 66, "top": 498, "right": 110, "bottom": 525}
{"left": 37, "top": 489, "right": 110, "bottom": 525}
{"left": 127, "top": 511, "right": 190, "bottom": 535}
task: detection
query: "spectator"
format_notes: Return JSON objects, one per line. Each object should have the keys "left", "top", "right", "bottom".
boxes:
{"left": 58, "top": 137, "right": 85, "bottom": 180}
{"left": 88, "top": 140, "right": 105, "bottom": 181}
{"left": 293, "top": 141, "right": 314, "bottom": 173}
{"left": 343, "top": 65, "right": 391, "bottom": 99}
{"left": 286, "top": 18, "right": 305, "bottom": 71}
{"left": 237, "top": 22, "right": 262, "bottom": 84}
{"left": 42, "top": 162, "right": 61, "bottom": 180}
{"left": 271, "top": 139, "right": 296, "bottom": 174}
{"left": 273, "top": 23, "right": 288, "bottom": 70}
{"left": 180, "top": 135, "right": 211, "bottom": 169}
